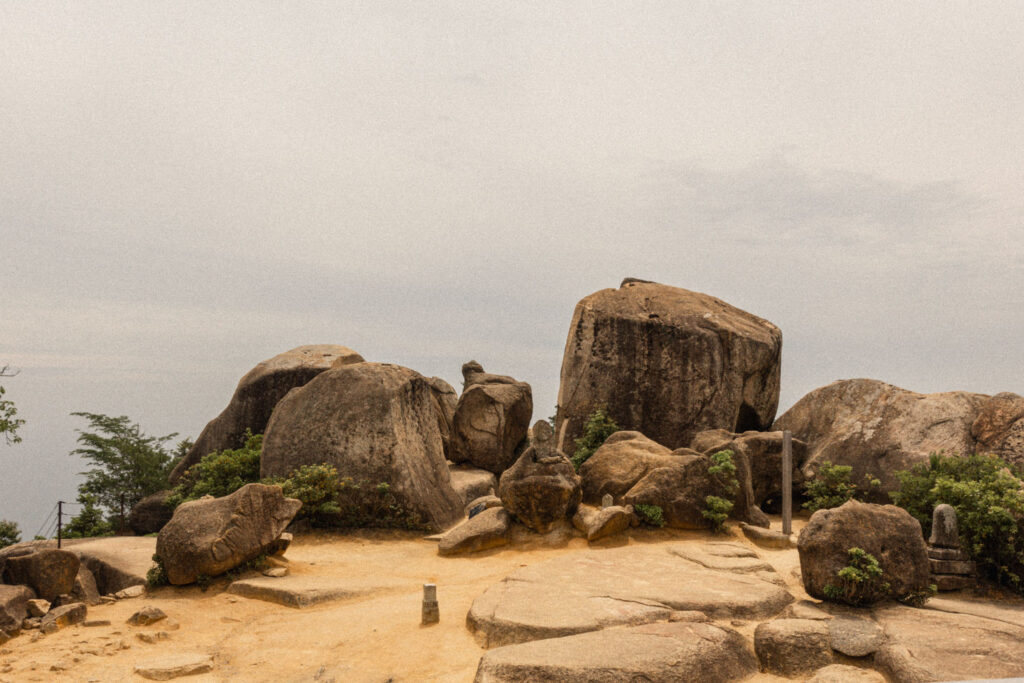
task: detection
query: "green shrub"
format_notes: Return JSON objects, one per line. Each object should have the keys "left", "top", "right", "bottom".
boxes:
{"left": 803, "top": 461, "right": 882, "bottom": 512}
{"left": 823, "top": 547, "right": 891, "bottom": 606}
{"left": 265, "top": 463, "right": 342, "bottom": 527}
{"left": 333, "top": 478, "right": 425, "bottom": 530}
{"left": 702, "top": 450, "right": 739, "bottom": 532}
{"left": 634, "top": 503, "right": 665, "bottom": 527}
{"left": 891, "top": 452, "right": 1024, "bottom": 591}
{"left": 571, "top": 408, "right": 619, "bottom": 471}
{"left": 168, "top": 431, "right": 262, "bottom": 507}
{"left": 146, "top": 553, "right": 168, "bottom": 588}
{"left": 0, "top": 519, "right": 20, "bottom": 549}
{"left": 62, "top": 494, "right": 115, "bottom": 539}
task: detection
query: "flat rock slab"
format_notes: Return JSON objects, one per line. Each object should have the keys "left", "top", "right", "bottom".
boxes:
{"left": 467, "top": 543, "right": 793, "bottom": 647}
{"left": 226, "top": 576, "right": 387, "bottom": 608}
{"left": 873, "top": 604, "right": 1024, "bottom": 682}
{"left": 667, "top": 542, "right": 774, "bottom": 573}
{"left": 474, "top": 620, "right": 757, "bottom": 683}
{"left": 740, "top": 522, "right": 795, "bottom": 549}
{"left": 134, "top": 654, "right": 213, "bottom": 680}
{"left": 70, "top": 536, "right": 155, "bottom": 594}
{"left": 924, "top": 596, "right": 1024, "bottom": 629}
{"left": 806, "top": 664, "right": 886, "bottom": 682}
{"left": 827, "top": 616, "right": 885, "bottom": 657}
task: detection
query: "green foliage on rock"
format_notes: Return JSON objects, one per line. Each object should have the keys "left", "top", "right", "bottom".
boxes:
{"left": 333, "top": 478, "right": 425, "bottom": 530}
{"left": 634, "top": 503, "right": 665, "bottom": 527}
{"left": 0, "top": 384, "right": 24, "bottom": 445}
{"left": 168, "top": 431, "right": 262, "bottom": 507}
{"left": 703, "top": 450, "right": 739, "bottom": 532}
{"left": 823, "top": 547, "right": 891, "bottom": 606}
{"left": 146, "top": 553, "right": 169, "bottom": 588}
{"left": 803, "top": 461, "right": 863, "bottom": 512}
{"left": 62, "top": 493, "right": 114, "bottom": 539}
{"left": 0, "top": 519, "right": 21, "bottom": 549}
{"left": 702, "top": 496, "right": 734, "bottom": 533}
{"left": 265, "top": 463, "right": 342, "bottom": 527}
{"left": 891, "top": 452, "right": 1024, "bottom": 591}
{"left": 570, "top": 407, "right": 620, "bottom": 471}
{"left": 71, "top": 412, "right": 180, "bottom": 521}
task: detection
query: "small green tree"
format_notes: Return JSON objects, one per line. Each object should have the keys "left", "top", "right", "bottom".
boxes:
{"left": 0, "top": 384, "right": 25, "bottom": 445}
{"left": 62, "top": 493, "right": 115, "bottom": 539}
{"left": 823, "top": 547, "right": 891, "bottom": 606}
{"left": 703, "top": 450, "right": 740, "bottom": 532}
{"left": 168, "top": 432, "right": 262, "bottom": 506}
{"left": 0, "top": 519, "right": 21, "bottom": 549}
{"left": 268, "top": 463, "right": 342, "bottom": 527}
{"left": 71, "top": 412, "right": 179, "bottom": 520}
{"left": 571, "top": 408, "right": 620, "bottom": 471}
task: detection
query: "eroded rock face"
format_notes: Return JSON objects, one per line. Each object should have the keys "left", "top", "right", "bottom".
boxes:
{"left": 580, "top": 431, "right": 769, "bottom": 529}
{"left": 128, "top": 490, "right": 175, "bottom": 536}
{"left": 260, "top": 362, "right": 464, "bottom": 531}
{"left": 798, "top": 500, "right": 930, "bottom": 604}
{"left": 1, "top": 549, "right": 80, "bottom": 603}
{"left": 754, "top": 619, "right": 833, "bottom": 676}
{"left": 437, "top": 507, "right": 511, "bottom": 556}
{"left": 449, "top": 362, "right": 533, "bottom": 474}
{"left": 169, "top": 345, "right": 365, "bottom": 482}
{"left": 556, "top": 280, "right": 782, "bottom": 453}
{"left": 690, "top": 429, "right": 808, "bottom": 508}
{"left": 0, "top": 585, "right": 34, "bottom": 634}
{"left": 156, "top": 483, "right": 300, "bottom": 585}
{"left": 474, "top": 621, "right": 757, "bottom": 683}
{"left": 971, "top": 392, "right": 1024, "bottom": 469}
{"left": 774, "top": 379, "right": 989, "bottom": 495}
{"left": 497, "top": 421, "right": 581, "bottom": 533}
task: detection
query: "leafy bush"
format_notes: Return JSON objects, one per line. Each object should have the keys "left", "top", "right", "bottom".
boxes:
{"left": 146, "top": 553, "right": 168, "bottom": 588}
{"left": 702, "top": 450, "right": 739, "bottom": 532}
{"left": 571, "top": 408, "right": 620, "bottom": 471}
{"left": 0, "top": 383, "right": 25, "bottom": 445}
{"left": 0, "top": 519, "right": 21, "bottom": 549}
{"left": 803, "top": 461, "right": 880, "bottom": 512}
{"left": 634, "top": 503, "right": 665, "bottom": 527}
{"left": 823, "top": 547, "right": 891, "bottom": 606}
{"left": 891, "top": 452, "right": 1024, "bottom": 591}
{"left": 333, "top": 478, "right": 425, "bottom": 530}
{"left": 62, "top": 494, "right": 115, "bottom": 539}
{"left": 266, "top": 464, "right": 342, "bottom": 527}
{"left": 168, "top": 431, "right": 262, "bottom": 507}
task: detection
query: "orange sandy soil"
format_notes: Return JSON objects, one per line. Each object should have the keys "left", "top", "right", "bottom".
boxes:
{"left": 0, "top": 518, "right": 815, "bottom": 682}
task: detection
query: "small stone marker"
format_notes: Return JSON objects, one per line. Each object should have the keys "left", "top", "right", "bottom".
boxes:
{"left": 781, "top": 430, "right": 793, "bottom": 535}
{"left": 601, "top": 494, "right": 613, "bottom": 509}
{"left": 926, "top": 504, "right": 976, "bottom": 591}
{"left": 929, "top": 504, "right": 960, "bottom": 548}
{"left": 422, "top": 583, "right": 439, "bottom": 625}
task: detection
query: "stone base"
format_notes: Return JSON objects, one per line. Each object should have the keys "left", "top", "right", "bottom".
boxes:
{"left": 933, "top": 574, "right": 974, "bottom": 591}
{"left": 930, "top": 559, "right": 975, "bottom": 575}
{"left": 927, "top": 546, "right": 967, "bottom": 561}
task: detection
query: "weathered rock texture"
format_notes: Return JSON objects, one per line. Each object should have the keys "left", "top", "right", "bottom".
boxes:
{"left": 261, "top": 362, "right": 464, "bottom": 531}
{"left": 156, "top": 483, "right": 300, "bottom": 585}
{"left": 774, "top": 379, "right": 1024, "bottom": 494}
{"left": 754, "top": 618, "right": 833, "bottom": 676}
{"left": 497, "top": 421, "right": 581, "bottom": 533}
{"left": 1, "top": 549, "right": 80, "bottom": 603}
{"left": 571, "top": 505, "right": 633, "bottom": 541}
{"left": 798, "top": 500, "right": 931, "bottom": 604}
{"left": 579, "top": 431, "right": 768, "bottom": 529}
{"left": 128, "top": 490, "right": 175, "bottom": 535}
{"left": 473, "top": 621, "right": 757, "bottom": 683}
{"left": 0, "top": 584, "right": 34, "bottom": 634}
{"left": 556, "top": 280, "right": 782, "bottom": 453}
{"left": 169, "top": 344, "right": 365, "bottom": 482}
{"left": 449, "top": 361, "right": 533, "bottom": 474}
{"left": 449, "top": 466, "right": 497, "bottom": 506}
{"left": 467, "top": 542, "right": 792, "bottom": 648}
{"left": 437, "top": 507, "right": 511, "bottom": 556}
{"left": 427, "top": 376, "right": 459, "bottom": 459}
{"left": 690, "top": 428, "right": 808, "bottom": 508}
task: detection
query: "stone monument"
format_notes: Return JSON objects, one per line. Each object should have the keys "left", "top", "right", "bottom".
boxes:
{"left": 927, "top": 504, "right": 975, "bottom": 591}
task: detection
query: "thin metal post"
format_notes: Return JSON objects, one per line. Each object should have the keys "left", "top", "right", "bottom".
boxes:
{"left": 782, "top": 430, "right": 793, "bottom": 535}
{"left": 57, "top": 500, "right": 63, "bottom": 549}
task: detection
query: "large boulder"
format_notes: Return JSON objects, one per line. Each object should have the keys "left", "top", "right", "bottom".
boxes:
{"left": 156, "top": 483, "right": 300, "bottom": 585}
{"left": 128, "top": 490, "right": 175, "bottom": 535}
{"left": 426, "top": 376, "right": 459, "bottom": 459}
{"left": 0, "top": 584, "right": 34, "bottom": 634}
{"left": 261, "top": 362, "right": 464, "bottom": 531}
{"left": 690, "top": 429, "right": 808, "bottom": 509}
{"left": 555, "top": 280, "right": 782, "bottom": 454}
{"left": 449, "top": 362, "right": 533, "bottom": 474}
{"left": 437, "top": 507, "right": 511, "bottom": 556}
{"left": 169, "top": 344, "right": 365, "bottom": 482}
{"left": 1, "top": 548, "right": 80, "bottom": 602}
{"left": 774, "top": 379, "right": 989, "bottom": 495}
{"left": 798, "top": 500, "right": 931, "bottom": 604}
{"left": 498, "top": 421, "right": 581, "bottom": 533}
{"left": 971, "top": 391, "right": 1024, "bottom": 469}
{"left": 580, "top": 431, "right": 769, "bottom": 529}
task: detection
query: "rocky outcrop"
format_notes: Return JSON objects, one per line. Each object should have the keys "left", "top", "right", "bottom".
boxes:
{"left": 580, "top": 431, "right": 769, "bottom": 529}
{"left": 261, "top": 362, "right": 464, "bottom": 531}
{"left": 0, "top": 584, "right": 34, "bottom": 634}
{"left": 449, "top": 466, "right": 497, "bottom": 506}
{"left": 798, "top": 500, "right": 931, "bottom": 604}
{"left": 555, "top": 280, "right": 782, "bottom": 453}
{"left": 754, "top": 618, "right": 833, "bottom": 676}
{"left": 497, "top": 421, "right": 581, "bottom": 533}
{"left": 437, "top": 507, "right": 511, "bottom": 556}
{"left": 571, "top": 505, "right": 633, "bottom": 541}
{"left": 169, "top": 345, "right": 365, "bottom": 482}
{"left": 128, "top": 490, "right": 175, "bottom": 535}
{"left": 449, "top": 362, "right": 533, "bottom": 474}
{"left": 1, "top": 548, "right": 80, "bottom": 603}
{"left": 39, "top": 602, "right": 86, "bottom": 633}
{"left": 427, "top": 376, "right": 459, "bottom": 459}
{"left": 473, "top": 621, "right": 757, "bottom": 683}
{"left": 774, "top": 379, "right": 1011, "bottom": 495}
{"left": 690, "top": 429, "right": 808, "bottom": 509}
{"left": 156, "top": 483, "right": 300, "bottom": 585}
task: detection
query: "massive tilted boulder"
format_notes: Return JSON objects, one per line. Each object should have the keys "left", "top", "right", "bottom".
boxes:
{"left": 156, "top": 483, "right": 300, "bottom": 585}
{"left": 449, "top": 361, "right": 533, "bottom": 474}
{"left": 555, "top": 279, "right": 782, "bottom": 454}
{"left": 775, "top": 379, "right": 994, "bottom": 495}
{"left": 691, "top": 429, "right": 808, "bottom": 509}
{"left": 798, "top": 500, "right": 930, "bottom": 605}
{"left": 1, "top": 549, "right": 80, "bottom": 603}
{"left": 261, "top": 362, "right": 464, "bottom": 531}
{"left": 580, "top": 431, "right": 769, "bottom": 529}
{"left": 128, "top": 490, "right": 175, "bottom": 535}
{"left": 971, "top": 391, "right": 1024, "bottom": 469}
{"left": 498, "top": 421, "right": 581, "bottom": 533}
{"left": 170, "top": 345, "right": 365, "bottom": 482}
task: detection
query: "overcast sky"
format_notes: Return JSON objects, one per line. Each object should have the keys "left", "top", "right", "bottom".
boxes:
{"left": 2, "top": 2, "right": 1022, "bottom": 536}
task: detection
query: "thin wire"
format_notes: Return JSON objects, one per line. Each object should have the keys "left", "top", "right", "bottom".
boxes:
{"left": 32, "top": 503, "right": 58, "bottom": 540}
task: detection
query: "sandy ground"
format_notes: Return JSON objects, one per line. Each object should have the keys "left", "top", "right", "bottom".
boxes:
{"left": 0, "top": 518, "right": 813, "bottom": 683}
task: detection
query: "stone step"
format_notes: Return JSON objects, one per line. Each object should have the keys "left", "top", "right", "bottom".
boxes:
{"left": 929, "top": 559, "right": 975, "bottom": 575}
{"left": 927, "top": 546, "right": 967, "bottom": 561}
{"left": 932, "top": 574, "right": 974, "bottom": 591}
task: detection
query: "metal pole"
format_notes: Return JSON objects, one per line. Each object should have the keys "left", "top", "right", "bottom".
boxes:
{"left": 782, "top": 430, "right": 793, "bottom": 535}
{"left": 57, "top": 500, "right": 63, "bottom": 549}
{"left": 120, "top": 493, "right": 125, "bottom": 535}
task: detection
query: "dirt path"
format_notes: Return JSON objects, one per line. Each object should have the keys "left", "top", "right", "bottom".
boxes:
{"left": 0, "top": 519, "right": 809, "bottom": 682}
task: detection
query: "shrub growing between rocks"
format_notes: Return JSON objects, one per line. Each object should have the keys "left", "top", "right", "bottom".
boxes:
{"left": 265, "top": 463, "right": 341, "bottom": 527}
{"left": 703, "top": 450, "right": 739, "bottom": 532}
{"left": 891, "top": 452, "right": 1024, "bottom": 591}
{"left": 570, "top": 408, "right": 619, "bottom": 471}
{"left": 823, "top": 547, "right": 890, "bottom": 606}
{"left": 634, "top": 503, "right": 665, "bottom": 527}
{"left": 168, "top": 431, "right": 262, "bottom": 506}
{"left": 803, "top": 461, "right": 880, "bottom": 512}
